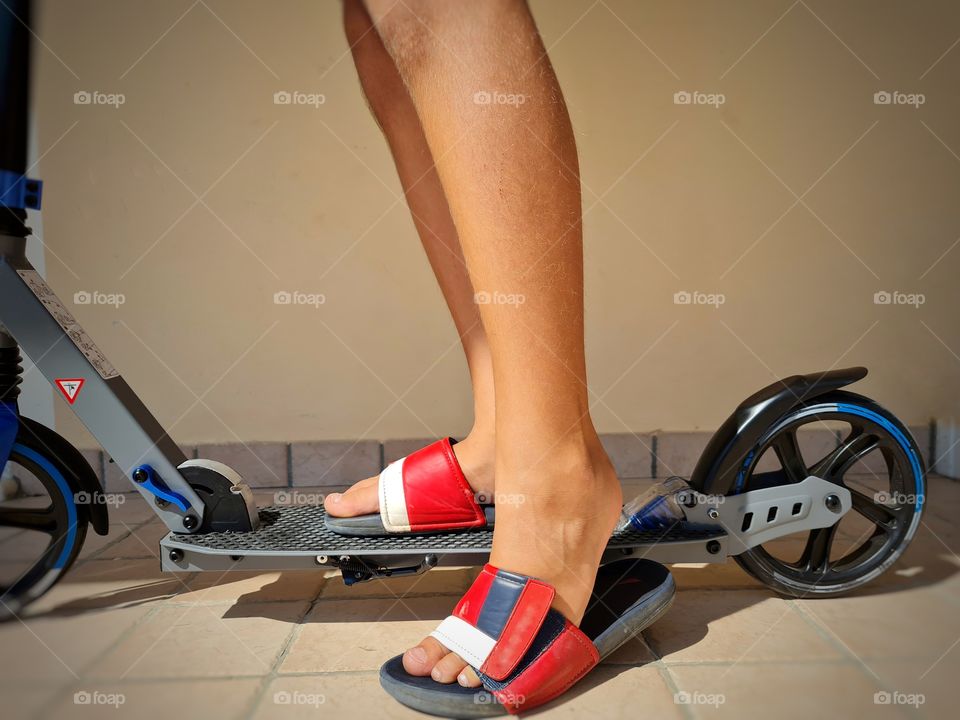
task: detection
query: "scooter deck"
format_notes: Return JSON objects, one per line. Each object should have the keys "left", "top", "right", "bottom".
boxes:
{"left": 159, "top": 505, "right": 729, "bottom": 578}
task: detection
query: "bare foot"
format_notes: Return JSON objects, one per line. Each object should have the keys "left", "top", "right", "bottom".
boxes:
{"left": 323, "top": 432, "right": 495, "bottom": 517}
{"left": 399, "top": 435, "right": 622, "bottom": 687}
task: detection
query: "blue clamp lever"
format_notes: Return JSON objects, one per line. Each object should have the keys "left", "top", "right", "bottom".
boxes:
{"left": 132, "top": 464, "right": 190, "bottom": 513}
{"left": 0, "top": 170, "right": 43, "bottom": 210}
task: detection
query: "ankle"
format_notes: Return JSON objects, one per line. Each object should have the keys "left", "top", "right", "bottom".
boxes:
{"left": 488, "top": 438, "right": 622, "bottom": 623}
{"left": 460, "top": 424, "right": 495, "bottom": 451}
{"left": 451, "top": 429, "right": 496, "bottom": 495}
{"left": 497, "top": 436, "right": 621, "bottom": 516}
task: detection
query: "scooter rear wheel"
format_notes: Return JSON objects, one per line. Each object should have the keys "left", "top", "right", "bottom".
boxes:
{"left": 733, "top": 391, "right": 925, "bottom": 597}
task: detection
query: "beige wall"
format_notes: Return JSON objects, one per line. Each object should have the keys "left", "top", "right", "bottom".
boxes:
{"left": 30, "top": 0, "right": 960, "bottom": 448}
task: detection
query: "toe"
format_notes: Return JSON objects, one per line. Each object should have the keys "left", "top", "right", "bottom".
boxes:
{"left": 402, "top": 636, "right": 449, "bottom": 676}
{"left": 323, "top": 477, "right": 379, "bottom": 517}
{"left": 430, "top": 651, "right": 471, "bottom": 684}
{"left": 457, "top": 666, "right": 483, "bottom": 688}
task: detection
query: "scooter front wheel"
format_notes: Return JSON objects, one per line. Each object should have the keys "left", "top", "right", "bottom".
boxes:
{"left": 0, "top": 420, "right": 89, "bottom": 620}
{"left": 732, "top": 391, "right": 925, "bottom": 597}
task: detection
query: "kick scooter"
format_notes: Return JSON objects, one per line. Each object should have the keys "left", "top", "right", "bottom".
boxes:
{"left": 0, "top": 0, "right": 926, "bottom": 619}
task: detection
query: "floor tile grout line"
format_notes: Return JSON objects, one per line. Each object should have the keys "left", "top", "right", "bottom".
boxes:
{"left": 788, "top": 597, "right": 895, "bottom": 692}
{"left": 148, "top": 591, "right": 465, "bottom": 609}
{"left": 285, "top": 443, "right": 293, "bottom": 488}
{"left": 640, "top": 627, "right": 663, "bottom": 662}
{"left": 651, "top": 434, "right": 659, "bottom": 479}
{"left": 30, "top": 601, "right": 167, "bottom": 720}
{"left": 74, "top": 440, "right": 951, "bottom": 490}
{"left": 654, "top": 662, "right": 696, "bottom": 720}
{"left": 790, "top": 601, "right": 950, "bottom": 720}
{"left": 239, "top": 583, "right": 328, "bottom": 720}
{"left": 653, "top": 654, "right": 913, "bottom": 720}
{"left": 657, "top": 656, "right": 861, "bottom": 667}
{"left": 74, "top": 517, "right": 159, "bottom": 566}
{"left": 236, "top": 568, "right": 482, "bottom": 715}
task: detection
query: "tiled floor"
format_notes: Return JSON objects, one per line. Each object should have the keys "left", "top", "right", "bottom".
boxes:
{"left": 1, "top": 477, "right": 958, "bottom": 719}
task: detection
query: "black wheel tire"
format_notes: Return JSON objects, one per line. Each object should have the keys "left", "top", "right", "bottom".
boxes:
{"left": 733, "top": 391, "right": 925, "bottom": 598}
{"left": 0, "top": 421, "right": 89, "bottom": 620}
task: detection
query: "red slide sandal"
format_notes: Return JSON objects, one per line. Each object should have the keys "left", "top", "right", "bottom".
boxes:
{"left": 325, "top": 437, "right": 494, "bottom": 536}
{"left": 380, "top": 559, "right": 675, "bottom": 717}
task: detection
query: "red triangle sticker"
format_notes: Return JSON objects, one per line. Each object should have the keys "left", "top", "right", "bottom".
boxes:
{"left": 55, "top": 378, "right": 85, "bottom": 404}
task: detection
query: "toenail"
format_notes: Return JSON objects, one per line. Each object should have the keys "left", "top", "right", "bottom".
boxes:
{"left": 408, "top": 646, "right": 427, "bottom": 664}
{"left": 431, "top": 667, "right": 442, "bottom": 681}
{"left": 457, "top": 672, "right": 469, "bottom": 686}
{"left": 327, "top": 493, "right": 341, "bottom": 503}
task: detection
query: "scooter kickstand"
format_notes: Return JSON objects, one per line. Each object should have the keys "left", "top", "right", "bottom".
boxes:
{"left": 322, "top": 553, "right": 440, "bottom": 586}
